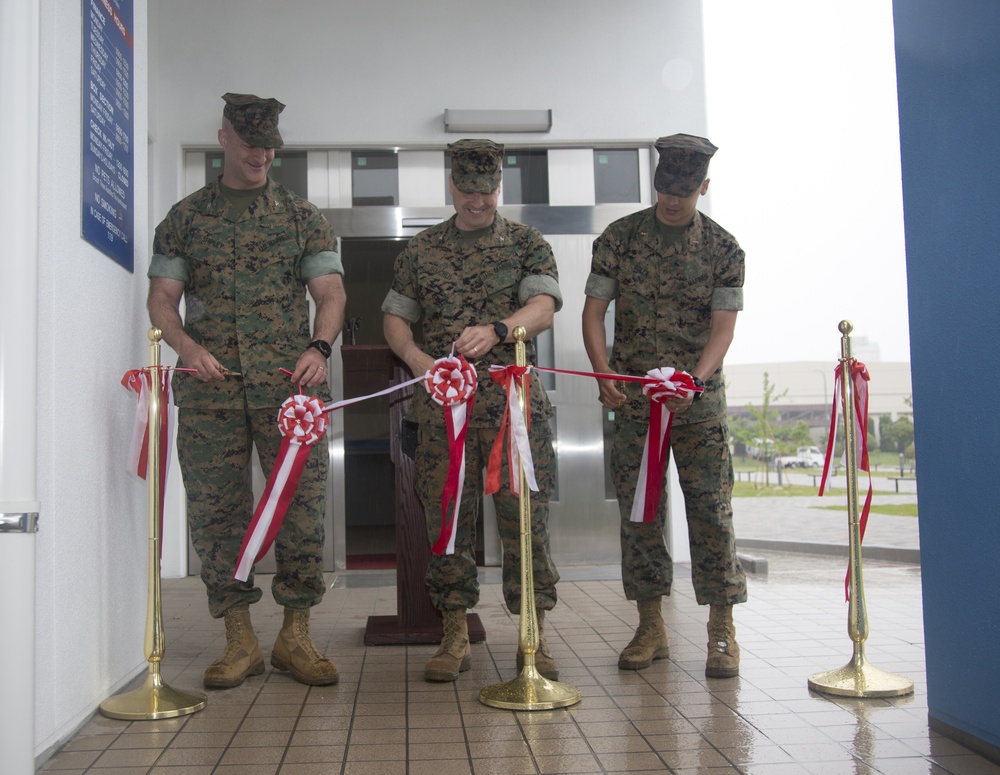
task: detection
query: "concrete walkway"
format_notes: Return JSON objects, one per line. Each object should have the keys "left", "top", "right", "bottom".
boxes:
{"left": 733, "top": 470, "right": 919, "bottom": 563}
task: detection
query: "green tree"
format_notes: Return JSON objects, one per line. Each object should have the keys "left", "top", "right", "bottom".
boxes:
{"left": 880, "top": 415, "right": 914, "bottom": 455}
{"left": 728, "top": 415, "right": 756, "bottom": 451}
{"left": 746, "top": 372, "right": 786, "bottom": 484}
{"left": 774, "top": 420, "right": 814, "bottom": 451}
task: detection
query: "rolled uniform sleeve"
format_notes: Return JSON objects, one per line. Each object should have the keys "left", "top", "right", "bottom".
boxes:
{"left": 149, "top": 205, "right": 192, "bottom": 283}
{"left": 713, "top": 286, "right": 744, "bottom": 311}
{"left": 518, "top": 228, "right": 563, "bottom": 312}
{"left": 297, "top": 207, "right": 342, "bottom": 282}
{"left": 381, "top": 288, "right": 423, "bottom": 323}
{"left": 301, "top": 250, "right": 344, "bottom": 281}
{"left": 519, "top": 274, "right": 563, "bottom": 310}
{"left": 584, "top": 272, "right": 618, "bottom": 301}
{"left": 148, "top": 253, "right": 190, "bottom": 283}
{"left": 712, "top": 238, "right": 745, "bottom": 311}
{"left": 588, "top": 220, "right": 631, "bottom": 303}
{"left": 382, "top": 241, "right": 423, "bottom": 322}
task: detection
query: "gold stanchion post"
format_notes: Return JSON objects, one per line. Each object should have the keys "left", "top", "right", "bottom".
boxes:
{"left": 807, "top": 320, "right": 914, "bottom": 698}
{"left": 479, "top": 327, "right": 580, "bottom": 710}
{"left": 100, "top": 328, "right": 207, "bottom": 720}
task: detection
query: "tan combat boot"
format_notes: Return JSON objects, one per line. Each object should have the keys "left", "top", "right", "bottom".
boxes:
{"left": 618, "top": 596, "right": 669, "bottom": 670}
{"left": 270, "top": 608, "right": 339, "bottom": 686}
{"left": 203, "top": 606, "right": 265, "bottom": 689}
{"left": 705, "top": 604, "right": 740, "bottom": 678}
{"left": 425, "top": 609, "right": 472, "bottom": 682}
{"left": 516, "top": 609, "right": 559, "bottom": 681}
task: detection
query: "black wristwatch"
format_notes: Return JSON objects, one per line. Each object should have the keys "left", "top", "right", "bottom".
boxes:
{"left": 493, "top": 321, "right": 509, "bottom": 343}
{"left": 307, "top": 339, "right": 332, "bottom": 359}
{"left": 692, "top": 376, "right": 705, "bottom": 400}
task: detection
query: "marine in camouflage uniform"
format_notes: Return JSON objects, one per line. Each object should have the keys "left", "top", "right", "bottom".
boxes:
{"left": 382, "top": 139, "right": 563, "bottom": 682}
{"left": 148, "top": 93, "right": 347, "bottom": 688}
{"left": 583, "top": 134, "right": 747, "bottom": 678}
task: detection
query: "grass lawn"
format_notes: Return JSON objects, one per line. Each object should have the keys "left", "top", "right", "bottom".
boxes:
{"left": 732, "top": 482, "right": 918, "bottom": 518}
{"left": 815, "top": 503, "right": 919, "bottom": 518}
{"left": 733, "top": 482, "right": 822, "bottom": 497}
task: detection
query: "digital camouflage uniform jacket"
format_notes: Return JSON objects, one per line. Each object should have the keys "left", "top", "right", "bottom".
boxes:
{"left": 149, "top": 178, "right": 342, "bottom": 409}
{"left": 382, "top": 213, "right": 562, "bottom": 428}
{"left": 586, "top": 208, "right": 744, "bottom": 427}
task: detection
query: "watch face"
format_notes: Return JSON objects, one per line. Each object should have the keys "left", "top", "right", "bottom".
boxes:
{"left": 494, "top": 322, "right": 508, "bottom": 340}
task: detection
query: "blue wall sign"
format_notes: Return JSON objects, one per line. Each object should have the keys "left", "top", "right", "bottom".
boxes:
{"left": 82, "top": 0, "right": 134, "bottom": 272}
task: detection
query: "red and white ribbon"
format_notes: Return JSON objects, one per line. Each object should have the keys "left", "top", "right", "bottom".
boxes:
{"left": 425, "top": 355, "right": 477, "bottom": 556}
{"left": 234, "top": 394, "right": 328, "bottom": 581}
{"left": 123, "top": 369, "right": 166, "bottom": 481}
{"left": 485, "top": 364, "right": 537, "bottom": 497}
{"left": 818, "top": 359, "right": 874, "bottom": 599}
{"left": 475, "top": 362, "right": 701, "bottom": 520}
{"left": 121, "top": 367, "right": 190, "bottom": 549}
{"left": 630, "top": 367, "right": 702, "bottom": 523}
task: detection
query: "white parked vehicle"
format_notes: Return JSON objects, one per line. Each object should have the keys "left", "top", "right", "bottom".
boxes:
{"left": 777, "top": 446, "right": 825, "bottom": 468}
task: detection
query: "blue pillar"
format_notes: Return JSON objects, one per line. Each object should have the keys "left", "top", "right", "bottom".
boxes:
{"left": 894, "top": 0, "right": 1000, "bottom": 757}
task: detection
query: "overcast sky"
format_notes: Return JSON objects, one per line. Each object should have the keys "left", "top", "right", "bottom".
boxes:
{"left": 700, "top": 0, "right": 908, "bottom": 365}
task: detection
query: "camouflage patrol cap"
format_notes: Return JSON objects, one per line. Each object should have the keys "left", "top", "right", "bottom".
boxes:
{"left": 653, "top": 134, "right": 718, "bottom": 196}
{"left": 449, "top": 139, "right": 504, "bottom": 194}
{"left": 222, "top": 92, "right": 285, "bottom": 148}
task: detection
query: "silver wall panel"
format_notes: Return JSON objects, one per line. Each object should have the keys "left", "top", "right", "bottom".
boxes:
{"left": 323, "top": 204, "right": 639, "bottom": 240}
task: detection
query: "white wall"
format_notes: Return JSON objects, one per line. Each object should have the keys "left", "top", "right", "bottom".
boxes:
{"left": 35, "top": 0, "right": 150, "bottom": 759}
{"left": 148, "top": 0, "right": 709, "bottom": 219}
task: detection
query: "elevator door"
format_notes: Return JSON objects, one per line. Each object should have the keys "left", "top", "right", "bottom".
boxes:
{"left": 340, "top": 238, "right": 406, "bottom": 568}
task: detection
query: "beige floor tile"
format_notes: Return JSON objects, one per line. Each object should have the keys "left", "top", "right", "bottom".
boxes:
{"left": 35, "top": 555, "right": 1000, "bottom": 775}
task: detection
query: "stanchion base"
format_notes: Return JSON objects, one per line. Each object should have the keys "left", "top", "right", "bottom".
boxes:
{"left": 479, "top": 665, "right": 581, "bottom": 711}
{"left": 808, "top": 658, "right": 914, "bottom": 698}
{"left": 100, "top": 669, "right": 206, "bottom": 720}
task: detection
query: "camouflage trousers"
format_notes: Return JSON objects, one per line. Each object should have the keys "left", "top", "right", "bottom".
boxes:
{"left": 415, "top": 420, "right": 559, "bottom": 614}
{"left": 176, "top": 403, "right": 327, "bottom": 618}
{"left": 612, "top": 416, "right": 747, "bottom": 606}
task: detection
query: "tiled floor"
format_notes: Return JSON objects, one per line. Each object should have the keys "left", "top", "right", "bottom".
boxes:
{"left": 40, "top": 549, "right": 1000, "bottom": 774}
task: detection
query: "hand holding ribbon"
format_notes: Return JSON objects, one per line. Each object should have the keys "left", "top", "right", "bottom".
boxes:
{"left": 425, "top": 354, "right": 477, "bottom": 555}
{"left": 631, "top": 367, "right": 703, "bottom": 523}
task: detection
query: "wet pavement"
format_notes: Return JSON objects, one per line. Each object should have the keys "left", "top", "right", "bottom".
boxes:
{"left": 734, "top": 470, "right": 919, "bottom": 564}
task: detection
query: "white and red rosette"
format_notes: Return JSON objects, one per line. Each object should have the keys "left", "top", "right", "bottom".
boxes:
{"left": 631, "top": 367, "right": 702, "bottom": 523}
{"left": 278, "top": 393, "right": 328, "bottom": 444}
{"left": 425, "top": 355, "right": 477, "bottom": 408}
{"left": 485, "top": 364, "right": 538, "bottom": 497}
{"left": 235, "top": 394, "right": 328, "bottom": 581}
{"left": 425, "top": 355, "right": 477, "bottom": 555}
